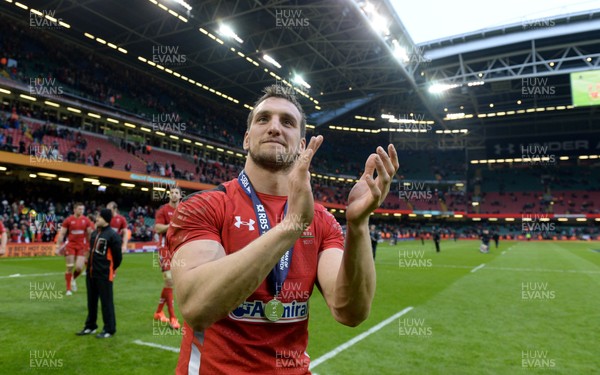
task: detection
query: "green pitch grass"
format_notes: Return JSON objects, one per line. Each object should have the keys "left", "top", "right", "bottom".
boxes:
{"left": 1, "top": 240, "right": 599, "bottom": 374}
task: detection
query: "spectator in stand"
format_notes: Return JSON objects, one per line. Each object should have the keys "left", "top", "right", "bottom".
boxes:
{"left": 10, "top": 223, "right": 22, "bottom": 243}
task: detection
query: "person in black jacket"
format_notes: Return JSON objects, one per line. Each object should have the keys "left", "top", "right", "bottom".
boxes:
{"left": 370, "top": 224, "right": 380, "bottom": 260}
{"left": 76, "top": 208, "right": 122, "bottom": 339}
{"left": 433, "top": 229, "right": 441, "bottom": 253}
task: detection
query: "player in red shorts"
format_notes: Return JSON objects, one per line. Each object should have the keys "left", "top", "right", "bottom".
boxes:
{"left": 167, "top": 85, "right": 398, "bottom": 374}
{"left": 55, "top": 203, "right": 94, "bottom": 296}
{"left": 107, "top": 201, "right": 128, "bottom": 253}
{"left": 0, "top": 220, "right": 7, "bottom": 256}
{"left": 153, "top": 186, "right": 181, "bottom": 329}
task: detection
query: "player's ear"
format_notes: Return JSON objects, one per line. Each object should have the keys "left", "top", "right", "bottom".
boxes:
{"left": 243, "top": 131, "right": 250, "bottom": 151}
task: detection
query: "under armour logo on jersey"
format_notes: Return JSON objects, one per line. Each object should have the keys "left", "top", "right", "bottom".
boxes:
{"left": 234, "top": 216, "right": 255, "bottom": 231}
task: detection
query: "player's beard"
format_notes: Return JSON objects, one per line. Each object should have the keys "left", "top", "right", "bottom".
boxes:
{"left": 248, "top": 143, "right": 298, "bottom": 173}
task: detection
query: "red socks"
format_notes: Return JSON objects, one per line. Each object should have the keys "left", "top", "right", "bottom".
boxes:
{"left": 156, "top": 287, "right": 175, "bottom": 317}
{"left": 65, "top": 272, "right": 72, "bottom": 291}
{"left": 165, "top": 288, "right": 175, "bottom": 318}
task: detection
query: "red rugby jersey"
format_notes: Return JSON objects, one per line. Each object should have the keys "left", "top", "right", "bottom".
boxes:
{"left": 62, "top": 215, "right": 93, "bottom": 249}
{"left": 155, "top": 203, "right": 176, "bottom": 249}
{"left": 167, "top": 179, "right": 344, "bottom": 374}
{"left": 110, "top": 214, "right": 127, "bottom": 235}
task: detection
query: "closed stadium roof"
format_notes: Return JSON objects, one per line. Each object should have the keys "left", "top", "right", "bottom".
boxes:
{"left": 2, "top": 0, "right": 599, "bottom": 152}
{"left": 391, "top": 0, "right": 600, "bottom": 44}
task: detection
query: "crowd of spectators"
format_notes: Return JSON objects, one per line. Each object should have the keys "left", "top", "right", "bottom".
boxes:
{"left": 0, "top": 15, "right": 246, "bottom": 148}
{"left": 3, "top": 190, "right": 597, "bottom": 246}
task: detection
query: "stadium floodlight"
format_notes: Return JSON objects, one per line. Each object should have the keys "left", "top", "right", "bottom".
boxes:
{"left": 369, "top": 14, "right": 390, "bottom": 36}
{"left": 170, "top": 0, "right": 192, "bottom": 11}
{"left": 219, "top": 24, "right": 243, "bottom": 43}
{"left": 391, "top": 40, "right": 409, "bottom": 62}
{"left": 360, "top": 2, "right": 390, "bottom": 36}
{"left": 263, "top": 54, "right": 282, "bottom": 69}
{"left": 428, "top": 83, "right": 459, "bottom": 94}
{"left": 293, "top": 75, "right": 311, "bottom": 89}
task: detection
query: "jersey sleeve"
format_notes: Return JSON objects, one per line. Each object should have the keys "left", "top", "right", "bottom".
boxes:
{"left": 317, "top": 205, "right": 345, "bottom": 252}
{"left": 87, "top": 217, "right": 94, "bottom": 230}
{"left": 119, "top": 217, "right": 127, "bottom": 231}
{"left": 167, "top": 191, "right": 225, "bottom": 254}
{"left": 61, "top": 216, "right": 71, "bottom": 233}
{"left": 155, "top": 206, "right": 168, "bottom": 225}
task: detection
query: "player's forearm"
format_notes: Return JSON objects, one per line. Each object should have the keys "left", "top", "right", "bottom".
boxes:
{"left": 55, "top": 234, "right": 65, "bottom": 247}
{"left": 176, "top": 219, "right": 303, "bottom": 332}
{"left": 122, "top": 233, "right": 128, "bottom": 249}
{"left": 333, "top": 221, "right": 376, "bottom": 326}
{"left": 155, "top": 224, "right": 169, "bottom": 234}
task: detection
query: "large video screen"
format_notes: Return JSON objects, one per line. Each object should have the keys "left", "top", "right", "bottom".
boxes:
{"left": 571, "top": 69, "right": 600, "bottom": 107}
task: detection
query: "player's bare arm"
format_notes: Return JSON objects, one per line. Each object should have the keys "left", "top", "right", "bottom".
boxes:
{"left": 155, "top": 223, "right": 170, "bottom": 234}
{"left": 171, "top": 135, "right": 323, "bottom": 332}
{"left": 55, "top": 226, "right": 68, "bottom": 255}
{"left": 86, "top": 226, "right": 93, "bottom": 243}
{"left": 0, "top": 231, "right": 7, "bottom": 256}
{"left": 121, "top": 229, "right": 128, "bottom": 251}
{"left": 317, "top": 144, "right": 398, "bottom": 326}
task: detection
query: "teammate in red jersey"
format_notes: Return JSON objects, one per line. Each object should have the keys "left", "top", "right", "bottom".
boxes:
{"left": 107, "top": 201, "right": 128, "bottom": 253}
{"left": 167, "top": 85, "right": 399, "bottom": 374}
{"left": 55, "top": 203, "right": 94, "bottom": 296}
{"left": 153, "top": 186, "right": 182, "bottom": 330}
{"left": 0, "top": 220, "right": 7, "bottom": 256}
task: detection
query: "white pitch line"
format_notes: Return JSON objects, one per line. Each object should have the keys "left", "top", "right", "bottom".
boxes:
{"left": 133, "top": 339, "right": 180, "bottom": 353}
{"left": 0, "top": 272, "right": 63, "bottom": 279}
{"left": 309, "top": 306, "right": 414, "bottom": 370}
{"left": 471, "top": 264, "right": 486, "bottom": 273}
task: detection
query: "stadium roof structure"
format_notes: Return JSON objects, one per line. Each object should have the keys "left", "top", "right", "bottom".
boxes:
{"left": 3, "top": 0, "right": 600, "bottom": 152}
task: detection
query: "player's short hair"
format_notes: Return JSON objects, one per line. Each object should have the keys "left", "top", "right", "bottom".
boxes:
{"left": 169, "top": 185, "right": 181, "bottom": 193}
{"left": 74, "top": 202, "right": 84, "bottom": 208}
{"left": 246, "top": 84, "right": 306, "bottom": 137}
{"left": 107, "top": 201, "right": 117, "bottom": 210}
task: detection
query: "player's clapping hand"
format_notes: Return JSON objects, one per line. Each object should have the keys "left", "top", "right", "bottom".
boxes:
{"left": 346, "top": 144, "right": 399, "bottom": 225}
{"left": 285, "top": 135, "right": 323, "bottom": 231}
